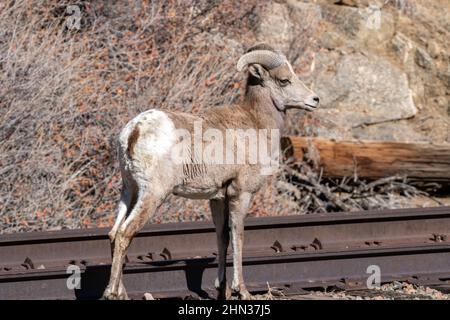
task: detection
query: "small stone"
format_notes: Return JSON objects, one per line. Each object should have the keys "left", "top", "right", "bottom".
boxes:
{"left": 415, "top": 47, "right": 434, "bottom": 70}
{"left": 143, "top": 293, "right": 155, "bottom": 300}
{"left": 427, "top": 41, "right": 441, "bottom": 59}
{"left": 392, "top": 33, "right": 413, "bottom": 64}
{"left": 403, "top": 283, "right": 416, "bottom": 294}
{"left": 425, "top": 287, "right": 434, "bottom": 294}
{"left": 438, "top": 71, "right": 450, "bottom": 89}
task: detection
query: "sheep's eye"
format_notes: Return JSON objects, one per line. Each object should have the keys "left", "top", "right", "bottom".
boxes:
{"left": 279, "top": 79, "right": 290, "bottom": 86}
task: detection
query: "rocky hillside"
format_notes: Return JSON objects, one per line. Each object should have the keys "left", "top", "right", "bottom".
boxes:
{"left": 261, "top": 0, "right": 450, "bottom": 142}
{"left": 0, "top": 0, "right": 448, "bottom": 232}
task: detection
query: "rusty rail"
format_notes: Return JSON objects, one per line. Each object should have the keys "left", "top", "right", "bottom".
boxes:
{"left": 1, "top": 207, "right": 450, "bottom": 299}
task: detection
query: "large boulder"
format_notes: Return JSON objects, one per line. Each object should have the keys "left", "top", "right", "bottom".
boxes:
{"left": 314, "top": 53, "right": 417, "bottom": 129}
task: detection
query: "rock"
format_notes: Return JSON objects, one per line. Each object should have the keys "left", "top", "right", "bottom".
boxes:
{"left": 356, "top": 7, "right": 395, "bottom": 49}
{"left": 257, "top": 2, "right": 293, "bottom": 53}
{"left": 319, "top": 31, "right": 345, "bottom": 49}
{"left": 285, "top": 1, "right": 323, "bottom": 54}
{"left": 438, "top": 70, "right": 450, "bottom": 89}
{"left": 273, "top": 1, "right": 324, "bottom": 75}
{"left": 415, "top": 47, "right": 434, "bottom": 70}
{"left": 314, "top": 53, "right": 418, "bottom": 130}
{"left": 352, "top": 122, "right": 428, "bottom": 142}
{"left": 434, "top": 96, "right": 448, "bottom": 110}
{"left": 287, "top": 1, "right": 323, "bottom": 29}
{"left": 391, "top": 33, "right": 414, "bottom": 65}
{"left": 427, "top": 40, "right": 441, "bottom": 59}
{"left": 314, "top": 2, "right": 394, "bottom": 50}
{"left": 320, "top": 3, "right": 362, "bottom": 38}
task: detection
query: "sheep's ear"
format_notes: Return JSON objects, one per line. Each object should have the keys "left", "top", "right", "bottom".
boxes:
{"left": 247, "top": 64, "right": 268, "bottom": 80}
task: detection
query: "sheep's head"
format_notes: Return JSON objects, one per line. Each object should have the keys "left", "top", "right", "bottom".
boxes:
{"left": 237, "top": 44, "right": 319, "bottom": 112}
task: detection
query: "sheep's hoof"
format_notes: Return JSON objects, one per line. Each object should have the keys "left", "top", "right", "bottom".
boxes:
{"left": 237, "top": 289, "right": 253, "bottom": 300}
{"left": 231, "top": 285, "right": 253, "bottom": 300}
{"left": 215, "top": 278, "right": 232, "bottom": 300}
{"left": 103, "top": 285, "right": 129, "bottom": 300}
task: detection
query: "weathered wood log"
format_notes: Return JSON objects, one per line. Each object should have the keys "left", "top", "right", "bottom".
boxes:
{"left": 282, "top": 137, "right": 450, "bottom": 182}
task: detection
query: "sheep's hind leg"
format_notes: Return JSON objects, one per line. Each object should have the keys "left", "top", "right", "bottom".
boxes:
{"left": 210, "top": 198, "right": 231, "bottom": 300}
{"left": 108, "top": 188, "right": 132, "bottom": 246}
{"left": 106, "top": 183, "right": 138, "bottom": 299}
{"left": 106, "top": 188, "right": 131, "bottom": 299}
{"left": 103, "top": 187, "right": 166, "bottom": 300}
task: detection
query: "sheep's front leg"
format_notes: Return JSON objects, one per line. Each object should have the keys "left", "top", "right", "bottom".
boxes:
{"left": 228, "top": 191, "right": 252, "bottom": 300}
{"left": 210, "top": 198, "right": 231, "bottom": 299}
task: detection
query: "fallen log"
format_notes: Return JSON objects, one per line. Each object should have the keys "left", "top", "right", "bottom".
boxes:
{"left": 282, "top": 137, "right": 450, "bottom": 183}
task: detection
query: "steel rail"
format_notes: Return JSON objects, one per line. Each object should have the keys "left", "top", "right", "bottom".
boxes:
{"left": 1, "top": 207, "right": 450, "bottom": 299}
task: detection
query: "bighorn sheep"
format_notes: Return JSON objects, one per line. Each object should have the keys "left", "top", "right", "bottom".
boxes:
{"left": 103, "top": 43, "right": 319, "bottom": 300}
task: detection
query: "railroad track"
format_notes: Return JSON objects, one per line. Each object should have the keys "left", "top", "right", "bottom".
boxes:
{"left": 1, "top": 207, "right": 450, "bottom": 299}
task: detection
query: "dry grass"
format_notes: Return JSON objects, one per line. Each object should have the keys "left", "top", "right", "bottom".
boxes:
{"left": 0, "top": 0, "right": 426, "bottom": 234}
{"left": 0, "top": 0, "right": 260, "bottom": 232}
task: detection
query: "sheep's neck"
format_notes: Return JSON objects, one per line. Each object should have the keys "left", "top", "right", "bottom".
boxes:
{"left": 243, "top": 85, "right": 285, "bottom": 131}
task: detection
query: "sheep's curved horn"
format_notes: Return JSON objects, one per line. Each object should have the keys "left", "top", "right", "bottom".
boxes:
{"left": 236, "top": 50, "right": 285, "bottom": 72}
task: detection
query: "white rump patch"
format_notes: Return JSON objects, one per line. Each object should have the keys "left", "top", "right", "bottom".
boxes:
{"left": 119, "top": 109, "right": 176, "bottom": 160}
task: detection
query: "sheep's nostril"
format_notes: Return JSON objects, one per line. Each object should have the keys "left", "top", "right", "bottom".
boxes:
{"left": 313, "top": 96, "right": 320, "bottom": 103}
